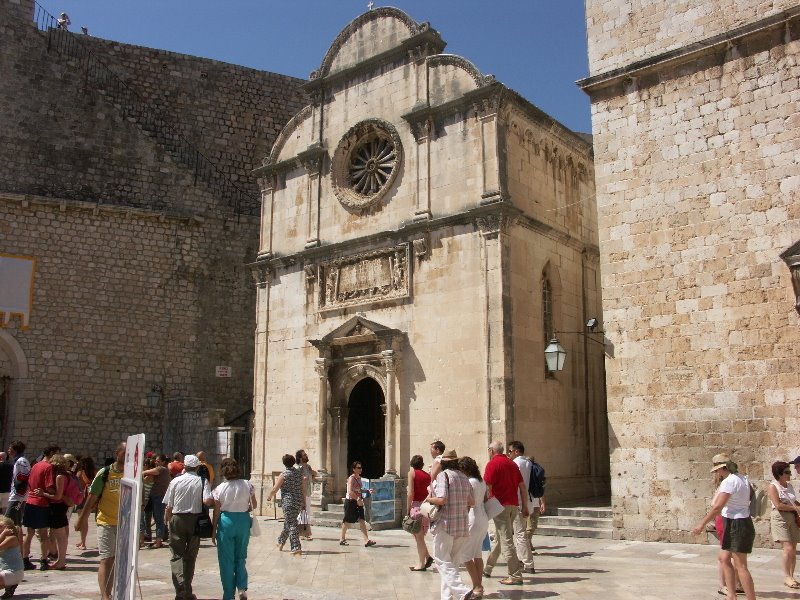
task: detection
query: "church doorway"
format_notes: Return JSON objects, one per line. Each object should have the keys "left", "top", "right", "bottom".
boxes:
{"left": 347, "top": 377, "right": 385, "bottom": 479}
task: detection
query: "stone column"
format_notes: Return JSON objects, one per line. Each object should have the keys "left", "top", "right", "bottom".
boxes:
{"left": 411, "top": 117, "right": 433, "bottom": 221}
{"left": 381, "top": 350, "right": 397, "bottom": 476}
{"left": 249, "top": 264, "right": 272, "bottom": 512}
{"left": 314, "top": 358, "right": 329, "bottom": 474}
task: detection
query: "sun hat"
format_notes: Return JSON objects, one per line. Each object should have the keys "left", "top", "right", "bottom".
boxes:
{"left": 441, "top": 450, "right": 458, "bottom": 461}
{"left": 183, "top": 454, "right": 200, "bottom": 468}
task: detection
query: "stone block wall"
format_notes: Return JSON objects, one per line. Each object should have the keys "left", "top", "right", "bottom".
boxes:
{"left": 0, "top": 193, "right": 258, "bottom": 459}
{"left": 583, "top": 2, "right": 800, "bottom": 543}
{"left": 0, "top": 2, "right": 304, "bottom": 458}
{"left": 586, "top": 0, "right": 798, "bottom": 75}
{"left": 0, "top": 3, "right": 306, "bottom": 213}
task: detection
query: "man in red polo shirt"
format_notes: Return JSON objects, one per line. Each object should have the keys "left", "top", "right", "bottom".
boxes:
{"left": 483, "top": 440, "right": 529, "bottom": 585}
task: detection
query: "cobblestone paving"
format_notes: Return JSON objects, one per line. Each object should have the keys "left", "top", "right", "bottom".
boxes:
{"left": 13, "top": 519, "right": 797, "bottom": 599}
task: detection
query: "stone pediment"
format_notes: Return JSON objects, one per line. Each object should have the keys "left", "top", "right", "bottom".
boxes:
{"left": 311, "top": 315, "right": 401, "bottom": 349}
{"left": 304, "top": 8, "right": 445, "bottom": 91}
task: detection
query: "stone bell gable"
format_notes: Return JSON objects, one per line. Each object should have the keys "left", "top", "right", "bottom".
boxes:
{"left": 250, "top": 8, "right": 608, "bottom": 519}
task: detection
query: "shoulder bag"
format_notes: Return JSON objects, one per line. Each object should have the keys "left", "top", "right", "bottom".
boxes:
{"left": 194, "top": 474, "right": 213, "bottom": 539}
{"left": 420, "top": 472, "right": 448, "bottom": 523}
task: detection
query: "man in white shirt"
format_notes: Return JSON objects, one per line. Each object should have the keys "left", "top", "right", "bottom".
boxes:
{"left": 164, "top": 454, "right": 213, "bottom": 600}
{"left": 692, "top": 460, "right": 756, "bottom": 600}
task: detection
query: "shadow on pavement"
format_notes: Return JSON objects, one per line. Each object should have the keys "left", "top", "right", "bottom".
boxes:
{"left": 537, "top": 551, "right": 594, "bottom": 559}
{"left": 534, "top": 567, "right": 607, "bottom": 574}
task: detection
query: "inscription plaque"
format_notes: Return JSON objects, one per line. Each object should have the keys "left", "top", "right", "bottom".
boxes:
{"left": 319, "top": 244, "right": 410, "bottom": 310}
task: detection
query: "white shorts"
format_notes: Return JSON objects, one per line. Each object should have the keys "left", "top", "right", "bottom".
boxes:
{"left": 0, "top": 569, "right": 22, "bottom": 586}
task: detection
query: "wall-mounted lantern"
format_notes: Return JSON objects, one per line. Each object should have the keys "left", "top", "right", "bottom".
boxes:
{"left": 780, "top": 241, "right": 800, "bottom": 316}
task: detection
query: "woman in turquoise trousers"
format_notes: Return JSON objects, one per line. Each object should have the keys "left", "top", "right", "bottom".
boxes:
{"left": 212, "top": 459, "right": 257, "bottom": 600}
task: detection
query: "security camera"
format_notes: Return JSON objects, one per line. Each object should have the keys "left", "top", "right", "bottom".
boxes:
{"left": 586, "top": 318, "right": 598, "bottom": 332}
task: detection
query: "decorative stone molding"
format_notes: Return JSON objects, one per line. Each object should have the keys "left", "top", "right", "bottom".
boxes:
{"left": 331, "top": 119, "right": 403, "bottom": 213}
{"left": 318, "top": 244, "right": 410, "bottom": 311}
{"left": 256, "top": 105, "right": 314, "bottom": 175}
{"left": 426, "top": 55, "right": 496, "bottom": 88}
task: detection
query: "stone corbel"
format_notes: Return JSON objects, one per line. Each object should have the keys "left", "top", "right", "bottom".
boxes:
{"left": 297, "top": 144, "right": 328, "bottom": 177}
{"left": 475, "top": 213, "right": 515, "bottom": 238}
{"left": 304, "top": 264, "right": 317, "bottom": 285}
{"left": 250, "top": 263, "right": 272, "bottom": 289}
{"left": 412, "top": 237, "right": 429, "bottom": 262}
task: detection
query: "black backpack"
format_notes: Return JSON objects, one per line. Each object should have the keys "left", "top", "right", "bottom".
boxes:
{"left": 528, "top": 461, "right": 546, "bottom": 499}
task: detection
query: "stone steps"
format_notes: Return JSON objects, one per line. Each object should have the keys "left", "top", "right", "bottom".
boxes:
{"left": 536, "top": 506, "right": 613, "bottom": 539}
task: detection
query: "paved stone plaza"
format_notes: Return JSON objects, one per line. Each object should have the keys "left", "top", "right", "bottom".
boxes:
{"left": 13, "top": 519, "right": 798, "bottom": 599}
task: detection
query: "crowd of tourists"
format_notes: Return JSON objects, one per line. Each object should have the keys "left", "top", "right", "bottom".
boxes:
{"left": 692, "top": 453, "right": 800, "bottom": 600}
{"left": 0, "top": 440, "right": 248, "bottom": 600}
{"left": 399, "top": 440, "right": 545, "bottom": 600}
{"left": 4, "top": 436, "right": 798, "bottom": 600}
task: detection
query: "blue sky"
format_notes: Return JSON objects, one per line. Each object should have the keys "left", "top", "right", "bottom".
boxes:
{"left": 37, "top": 1, "right": 592, "bottom": 133}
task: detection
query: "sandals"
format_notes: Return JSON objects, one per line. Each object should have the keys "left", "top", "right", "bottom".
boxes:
{"left": 424, "top": 555, "right": 434, "bottom": 569}
{"left": 409, "top": 565, "right": 428, "bottom": 572}
{"left": 499, "top": 577, "right": 523, "bottom": 586}
{"left": 785, "top": 578, "right": 800, "bottom": 589}
{"left": 339, "top": 540, "right": 348, "bottom": 546}
{"left": 364, "top": 540, "right": 377, "bottom": 547}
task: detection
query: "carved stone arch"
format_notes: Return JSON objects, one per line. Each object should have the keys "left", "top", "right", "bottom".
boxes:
{"left": 0, "top": 330, "right": 28, "bottom": 379}
{"left": 333, "top": 363, "right": 388, "bottom": 408}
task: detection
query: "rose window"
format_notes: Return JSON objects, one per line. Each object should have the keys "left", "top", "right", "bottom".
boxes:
{"left": 331, "top": 119, "right": 403, "bottom": 212}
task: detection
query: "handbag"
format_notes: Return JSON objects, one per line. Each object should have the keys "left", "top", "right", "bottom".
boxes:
{"left": 402, "top": 514, "right": 422, "bottom": 534}
{"left": 249, "top": 495, "right": 261, "bottom": 537}
{"left": 420, "top": 472, "right": 449, "bottom": 523}
{"left": 195, "top": 507, "right": 213, "bottom": 538}
{"left": 194, "top": 474, "right": 213, "bottom": 539}
{"left": 484, "top": 496, "right": 504, "bottom": 520}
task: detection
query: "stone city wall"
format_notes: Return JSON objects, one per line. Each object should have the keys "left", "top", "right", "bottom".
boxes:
{"left": 0, "top": 1, "right": 306, "bottom": 457}
{"left": 0, "top": 193, "right": 258, "bottom": 459}
{"left": 585, "top": 3, "right": 800, "bottom": 543}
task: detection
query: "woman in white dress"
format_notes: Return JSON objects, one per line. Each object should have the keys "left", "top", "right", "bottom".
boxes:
{"left": 458, "top": 456, "right": 489, "bottom": 599}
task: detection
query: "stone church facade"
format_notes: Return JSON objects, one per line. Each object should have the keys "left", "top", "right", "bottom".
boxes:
{"left": 0, "top": 0, "right": 305, "bottom": 460}
{"left": 250, "top": 8, "right": 608, "bottom": 514}
{"left": 581, "top": 2, "right": 800, "bottom": 543}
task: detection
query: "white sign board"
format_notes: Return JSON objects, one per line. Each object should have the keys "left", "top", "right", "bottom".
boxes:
{"left": 113, "top": 434, "right": 145, "bottom": 600}
{"left": 215, "top": 366, "right": 232, "bottom": 378}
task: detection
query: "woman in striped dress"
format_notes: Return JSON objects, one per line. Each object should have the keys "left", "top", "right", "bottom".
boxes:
{"left": 268, "top": 454, "right": 304, "bottom": 555}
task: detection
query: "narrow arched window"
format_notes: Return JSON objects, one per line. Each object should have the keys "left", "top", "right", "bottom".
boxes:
{"left": 542, "top": 276, "right": 554, "bottom": 376}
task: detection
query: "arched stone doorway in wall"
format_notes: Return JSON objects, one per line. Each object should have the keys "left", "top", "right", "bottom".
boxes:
{"left": 347, "top": 377, "right": 385, "bottom": 479}
{"left": 0, "top": 330, "right": 29, "bottom": 448}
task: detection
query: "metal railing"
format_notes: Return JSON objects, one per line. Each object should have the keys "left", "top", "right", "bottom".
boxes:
{"left": 32, "top": 3, "right": 257, "bottom": 216}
